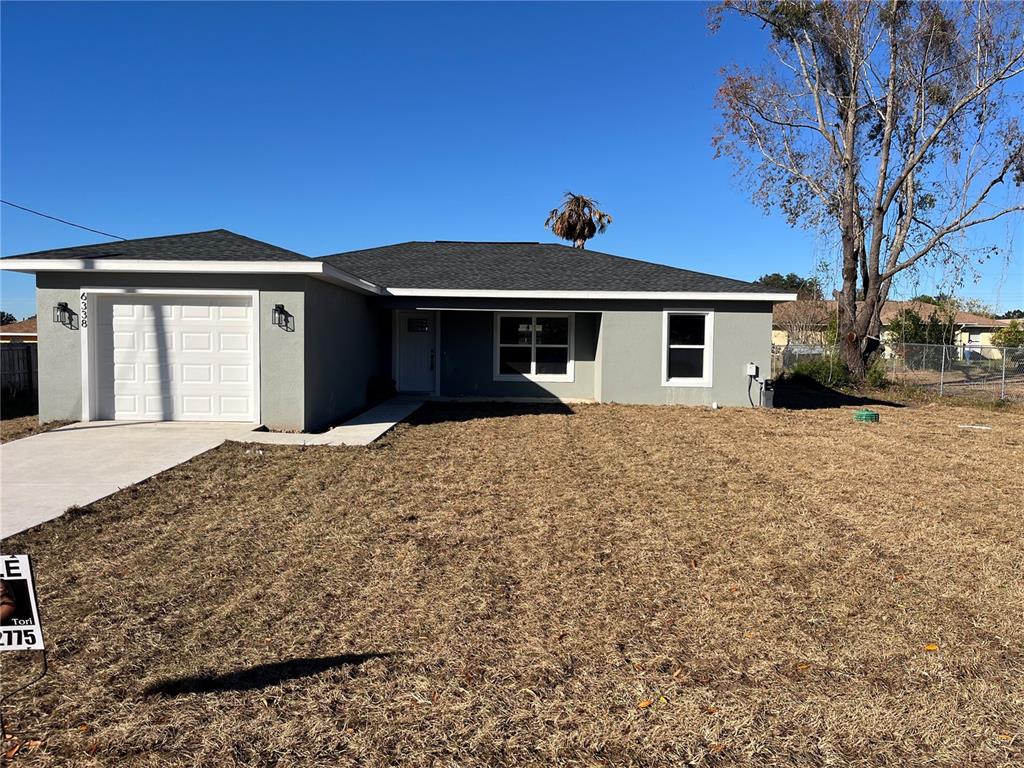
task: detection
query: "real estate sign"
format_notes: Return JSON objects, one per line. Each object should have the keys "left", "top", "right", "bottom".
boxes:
{"left": 0, "top": 555, "right": 44, "bottom": 651}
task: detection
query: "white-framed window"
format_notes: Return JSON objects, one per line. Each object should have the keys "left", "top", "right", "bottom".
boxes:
{"left": 662, "top": 310, "right": 714, "bottom": 387}
{"left": 494, "top": 313, "right": 574, "bottom": 382}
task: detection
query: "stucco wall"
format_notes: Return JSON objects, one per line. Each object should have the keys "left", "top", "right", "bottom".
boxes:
{"left": 34, "top": 278, "right": 777, "bottom": 426}
{"left": 35, "top": 280, "right": 83, "bottom": 422}
{"left": 34, "top": 272, "right": 307, "bottom": 429}
{"left": 303, "top": 278, "right": 384, "bottom": 431}
{"left": 599, "top": 302, "right": 774, "bottom": 406}
{"left": 384, "top": 298, "right": 774, "bottom": 406}
{"left": 438, "top": 310, "right": 599, "bottom": 400}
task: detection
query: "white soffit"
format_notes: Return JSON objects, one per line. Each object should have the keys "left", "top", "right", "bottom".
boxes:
{"left": 0, "top": 259, "right": 796, "bottom": 302}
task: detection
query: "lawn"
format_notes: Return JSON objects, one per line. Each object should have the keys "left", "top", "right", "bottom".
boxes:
{"left": 1, "top": 402, "right": 1022, "bottom": 766}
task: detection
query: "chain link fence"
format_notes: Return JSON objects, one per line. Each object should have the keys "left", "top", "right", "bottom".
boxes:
{"left": 772, "top": 342, "right": 1024, "bottom": 403}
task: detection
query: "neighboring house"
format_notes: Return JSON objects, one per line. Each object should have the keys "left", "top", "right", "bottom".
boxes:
{"left": 773, "top": 300, "right": 1010, "bottom": 353}
{"left": 0, "top": 315, "right": 38, "bottom": 344}
{"left": 0, "top": 230, "right": 796, "bottom": 431}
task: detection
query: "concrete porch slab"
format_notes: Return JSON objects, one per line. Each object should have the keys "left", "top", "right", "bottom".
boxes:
{"left": 236, "top": 398, "right": 424, "bottom": 447}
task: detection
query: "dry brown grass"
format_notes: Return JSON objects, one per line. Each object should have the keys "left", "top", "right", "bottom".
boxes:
{"left": 0, "top": 416, "right": 73, "bottom": 445}
{"left": 2, "top": 402, "right": 1022, "bottom": 766}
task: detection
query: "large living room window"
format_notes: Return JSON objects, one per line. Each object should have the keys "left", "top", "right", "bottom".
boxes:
{"left": 494, "top": 313, "right": 574, "bottom": 382}
{"left": 662, "top": 310, "right": 713, "bottom": 387}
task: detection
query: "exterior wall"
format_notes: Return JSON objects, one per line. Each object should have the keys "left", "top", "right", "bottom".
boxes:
{"left": 35, "top": 279, "right": 83, "bottom": 422}
{"left": 598, "top": 302, "right": 774, "bottom": 407}
{"left": 303, "top": 278, "right": 384, "bottom": 431}
{"left": 34, "top": 272, "right": 306, "bottom": 429}
{"left": 772, "top": 327, "right": 828, "bottom": 347}
{"left": 382, "top": 299, "right": 773, "bottom": 407}
{"left": 34, "top": 277, "right": 778, "bottom": 426}
{"left": 952, "top": 327, "right": 1001, "bottom": 347}
{"left": 437, "top": 310, "right": 599, "bottom": 400}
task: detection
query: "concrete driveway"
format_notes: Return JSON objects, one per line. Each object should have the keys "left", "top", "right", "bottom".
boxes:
{"left": 1, "top": 421, "right": 257, "bottom": 539}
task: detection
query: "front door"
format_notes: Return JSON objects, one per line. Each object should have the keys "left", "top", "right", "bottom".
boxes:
{"left": 396, "top": 311, "right": 436, "bottom": 392}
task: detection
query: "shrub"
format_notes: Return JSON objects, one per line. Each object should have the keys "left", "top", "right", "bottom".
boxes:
{"left": 991, "top": 319, "right": 1024, "bottom": 348}
{"left": 788, "top": 356, "right": 851, "bottom": 388}
{"left": 865, "top": 357, "right": 889, "bottom": 388}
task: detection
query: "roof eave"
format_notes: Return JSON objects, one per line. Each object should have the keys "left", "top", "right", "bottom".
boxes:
{"left": 382, "top": 288, "right": 798, "bottom": 302}
{"left": 0, "top": 259, "right": 794, "bottom": 301}
{"left": 0, "top": 258, "right": 383, "bottom": 296}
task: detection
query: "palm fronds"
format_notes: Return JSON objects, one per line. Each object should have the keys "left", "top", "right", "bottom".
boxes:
{"left": 544, "top": 192, "right": 613, "bottom": 248}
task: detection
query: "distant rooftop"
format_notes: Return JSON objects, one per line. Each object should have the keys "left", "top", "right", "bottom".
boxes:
{"left": 0, "top": 316, "right": 37, "bottom": 335}
{"left": 773, "top": 300, "right": 1010, "bottom": 328}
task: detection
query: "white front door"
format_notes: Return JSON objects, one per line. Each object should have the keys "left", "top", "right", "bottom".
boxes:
{"left": 396, "top": 311, "right": 436, "bottom": 393}
{"left": 94, "top": 294, "right": 256, "bottom": 421}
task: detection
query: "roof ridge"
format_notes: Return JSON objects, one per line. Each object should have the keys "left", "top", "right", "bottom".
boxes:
{"left": 317, "top": 241, "right": 423, "bottom": 260}
{"left": 217, "top": 230, "right": 308, "bottom": 258}
{"left": 2, "top": 228, "right": 311, "bottom": 261}
{"left": 321, "top": 241, "right": 764, "bottom": 288}
{"left": 1, "top": 228, "right": 229, "bottom": 259}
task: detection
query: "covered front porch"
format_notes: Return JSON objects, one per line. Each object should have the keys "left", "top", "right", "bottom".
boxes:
{"left": 387, "top": 307, "right": 600, "bottom": 402}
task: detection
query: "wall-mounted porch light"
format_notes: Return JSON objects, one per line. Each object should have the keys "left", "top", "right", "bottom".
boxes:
{"left": 53, "top": 301, "right": 73, "bottom": 326}
{"left": 272, "top": 303, "right": 294, "bottom": 331}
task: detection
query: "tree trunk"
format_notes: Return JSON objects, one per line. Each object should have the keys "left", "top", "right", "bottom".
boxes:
{"left": 574, "top": 238, "right": 586, "bottom": 249}
{"left": 839, "top": 315, "right": 864, "bottom": 382}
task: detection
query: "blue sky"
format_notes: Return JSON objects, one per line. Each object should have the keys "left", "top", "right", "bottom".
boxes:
{"left": 2, "top": 0, "right": 1021, "bottom": 319}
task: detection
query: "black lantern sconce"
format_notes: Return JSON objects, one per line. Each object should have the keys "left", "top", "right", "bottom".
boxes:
{"left": 272, "top": 303, "right": 294, "bottom": 332}
{"left": 53, "top": 301, "right": 77, "bottom": 329}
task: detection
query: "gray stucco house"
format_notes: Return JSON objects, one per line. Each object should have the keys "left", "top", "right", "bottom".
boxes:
{"left": 1, "top": 230, "right": 796, "bottom": 431}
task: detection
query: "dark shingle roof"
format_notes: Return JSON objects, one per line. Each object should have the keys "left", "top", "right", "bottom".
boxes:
{"left": 320, "top": 241, "right": 775, "bottom": 293}
{"left": 4, "top": 233, "right": 782, "bottom": 295}
{"left": 2, "top": 229, "right": 309, "bottom": 262}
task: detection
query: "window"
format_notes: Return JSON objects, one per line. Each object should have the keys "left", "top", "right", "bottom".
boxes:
{"left": 494, "top": 314, "right": 573, "bottom": 381}
{"left": 662, "top": 310, "right": 713, "bottom": 386}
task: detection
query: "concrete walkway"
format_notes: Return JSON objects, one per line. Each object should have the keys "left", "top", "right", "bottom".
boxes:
{"left": 1, "top": 399, "right": 424, "bottom": 538}
{"left": 236, "top": 398, "right": 424, "bottom": 446}
{"left": 0, "top": 421, "right": 256, "bottom": 539}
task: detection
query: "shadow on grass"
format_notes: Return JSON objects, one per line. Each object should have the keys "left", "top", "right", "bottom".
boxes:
{"left": 773, "top": 376, "right": 905, "bottom": 410}
{"left": 407, "top": 401, "right": 575, "bottom": 426}
{"left": 144, "top": 652, "right": 400, "bottom": 696}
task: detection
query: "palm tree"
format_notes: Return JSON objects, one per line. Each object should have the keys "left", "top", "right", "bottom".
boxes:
{"left": 544, "top": 192, "right": 613, "bottom": 249}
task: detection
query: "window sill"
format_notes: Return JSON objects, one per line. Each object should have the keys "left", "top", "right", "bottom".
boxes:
{"left": 494, "top": 373, "right": 575, "bottom": 384}
{"left": 661, "top": 378, "right": 712, "bottom": 388}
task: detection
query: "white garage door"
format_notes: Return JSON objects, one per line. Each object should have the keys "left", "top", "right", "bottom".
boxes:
{"left": 94, "top": 294, "right": 256, "bottom": 422}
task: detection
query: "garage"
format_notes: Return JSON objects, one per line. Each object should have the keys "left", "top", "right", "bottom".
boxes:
{"left": 89, "top": 293, "right": 257, "bottom": 422}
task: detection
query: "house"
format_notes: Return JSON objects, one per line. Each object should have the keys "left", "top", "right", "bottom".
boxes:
{"left": 0, "top": 230, "right": 796, "bottom": 431}
{"left": 773, "top": 300, "right": 1010, "bottom": 354}
{"left": 0, "top": 316, "right": 38, "bottom": 344}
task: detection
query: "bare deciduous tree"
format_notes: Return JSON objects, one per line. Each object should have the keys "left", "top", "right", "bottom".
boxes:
{"left": 711, "top": 0, "right": 1024, "bottom": 378}
{"left": 775, "top": 299, "right": 831, "bottom": 345}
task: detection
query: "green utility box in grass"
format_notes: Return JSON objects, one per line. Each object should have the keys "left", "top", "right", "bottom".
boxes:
{"left": 854, "top": 408, "right": 880, "bottom": 423}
